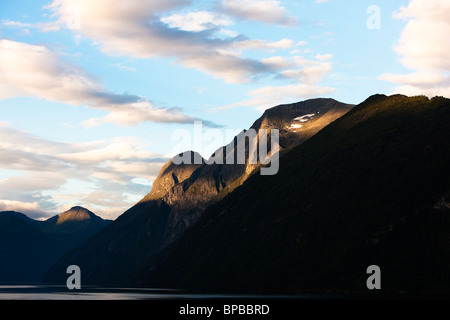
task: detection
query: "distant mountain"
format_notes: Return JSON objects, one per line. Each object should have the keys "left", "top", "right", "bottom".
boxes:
{"left": 142, "top": 94, "right": 450, "bottom": 293}
{"left": 44, "top": 98, "right": 353, "bottom": 286}
{"left": 41, "top": 206, "right": 109, "bottom": 235}
{"left": 0, "top": 207, "right": 110, "bottom": 284}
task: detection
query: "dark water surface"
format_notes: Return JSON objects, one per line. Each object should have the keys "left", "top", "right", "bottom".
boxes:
{"left": 1, "top": 285, "right": 447, "bottom": 300}
{"left": 0, "top": 285, "right": 310, "bottom": 300}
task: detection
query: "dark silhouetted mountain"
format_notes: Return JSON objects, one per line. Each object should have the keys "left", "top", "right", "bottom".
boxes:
{"left": 141, "top": 94, "right": 450, "bottom": 293}
{"left": 0, "top": 207, "right": 110, "bottom": 284}
{"left": 44, "top": 98, "right": 353, "bottom": 286}
{"left": 41, "top": 206, "right": 109, "bottom": 235}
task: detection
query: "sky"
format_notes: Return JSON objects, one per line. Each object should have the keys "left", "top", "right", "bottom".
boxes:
{"left": 0, "top": 0, "right": 449, "bottom": 220}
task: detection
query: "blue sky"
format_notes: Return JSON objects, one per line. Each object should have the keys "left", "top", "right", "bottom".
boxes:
{"left": 0, "top": 0, "right": 448, "bottom": 219}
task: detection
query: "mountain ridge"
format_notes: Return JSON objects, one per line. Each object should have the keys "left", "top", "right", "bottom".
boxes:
{"left": 0, "top": 206, "right": 111, "bottom": 284}
{"left": 44, "top": 97, "right": 354, "bottom": 286}
{"left": 141, "top": 94, "right": 450, "bottom": 293}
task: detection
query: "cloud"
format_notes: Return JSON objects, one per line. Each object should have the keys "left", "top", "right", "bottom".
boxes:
{"left": 0, "top": 123, "right": 167, "bottom": 219}
{"left": 210, "top": 54, "right": 335, "bottom": 111}
{"left": 40, "top": 0, "right": 297, "bottom": 84}
{"left": 1, "top": 19, "right": 59, "bottom": 33}
{"left": 5, "top": 0, "right": 303, "bottom": 84}
{"left": 0, "top": 124, "right": 164, "bottom": 181}
{"left": 315, "top": 53, "right": 333, "bottom": 61}
{"left": 0, "top": 200, "right": 47, "bottom": 219}
{"left": 1, "top": 20, "right": 34, "bottom": 28}
{"left": 219, "top": 0, "right": 297, "bottom": 26}
{"left": 217, "top": 83, "right": 335, "bottom": 112}
{"left": 379, "top": 72, "right": 450, "bottom": 97}
{"left": 1, "top": 172, "right": 69, "bottom": 193}
{"left": 236, "top": 38, "right": 295, "bottom": 50}
{"left": 379, "top": 0, "right": 450, "bottom": 97}
{"left": 0, "top": 39, "right": 214, "bottom": 127}
{"left": 161, "top": 11, "right": 234, "bottom": 32}
{"left": 279, "top": 60, "right": 333, "bottom": 84}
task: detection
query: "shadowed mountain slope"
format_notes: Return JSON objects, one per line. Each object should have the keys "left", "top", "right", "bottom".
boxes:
{"left": 44, "top": 98, "right": 353, "bottom": 286}
{"left": 142, "top": 94, "right": 450, "bottom": 293}
{"left": 0, "top": 207, "right": 110, "bottom": 284}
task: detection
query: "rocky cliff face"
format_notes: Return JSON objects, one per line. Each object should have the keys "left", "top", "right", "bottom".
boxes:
{"left": 137, "top": 98, "right": 354, "bottom": 248}
{"left": 143, "top": 151, "right": 205, "bottom": 201}
{"left": 148, "top": 98, "right": 354, "bottom": 209}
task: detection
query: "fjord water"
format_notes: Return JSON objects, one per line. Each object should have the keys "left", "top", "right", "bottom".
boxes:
{"left": 0, "top": 285, "right": 164, "bottom": 300}
{"left": 0, "top": 285, "right": 306, "bottom": 300}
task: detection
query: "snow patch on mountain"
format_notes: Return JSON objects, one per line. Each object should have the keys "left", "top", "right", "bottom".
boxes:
{"left": 294, "top": 114, "right": 316, "bottom": 122}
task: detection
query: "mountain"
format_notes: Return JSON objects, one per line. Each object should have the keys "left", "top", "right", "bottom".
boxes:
{"left": 41, "top": 206, "right": 109, "bottom": 235}
{"left": 44, "top": 98, "right": 353, "bottom": 286}
{"left": 141, "top": 94, "right": 450, "bottom": 293}
{"left": 0, "top": 207, "right": 110, "bottom": 284}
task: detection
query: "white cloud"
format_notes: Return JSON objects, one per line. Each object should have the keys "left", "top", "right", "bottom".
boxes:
{"left": 6, "top": 0, "right": 304, "bottom": 84}
{"left": 280, "top": 55, "right": 333, "bottom": 84}
{"left": 237, "top": 38, "right": 295, "bottom": 50}
{"left": 0, "top": 124, "right": 163, "bottom": 180}
{"left": 0, "top": 39, "right": 209, "bottom": 127}
{"left": 211, "top": 54, "right": 335, "bottom": 111}
{"left": 40, "top": 0, "right": 289, "bottom": 84}
{"left": 268, "top": 39, "right": 295, "bottom": 49}
{"left": 379, "top": 72, "right": 449, "bottom": 89}
{"left": 282, "top": 62, "right": 333, "bottom": 84}
{"left": 0, "top": 122, "right": 167, "bottom": 219}
{"left": 315, "top": 53, "right": 333, "bottom": 61}
{"left": 219, "top": 0, "right": 297, "bottom": 26}
{"left": 0, "top": 200, "right": 45, "bottom": 217}
{"left": 220, "top": 83, "right": 335, "bottom": 111}
{"left": 37, "top": 0, "right": 307, "bottom": 85}
{"left": 380, "top": 0, "right": 450, "bottom": 97}
{"left": 1, "top": 20, "right": 34, "bottom": 28}
{"left": 1, "top": 19, "right": 59, "bottom": 33}
{"left": 261, "top": 56, "right": 293, "bottom": 70}
{"left": 1, "top": 172, "right": 69, "bottom": 192}
{"left": 81, "top": 117, "right": 104, "bottom": 129}
{"left": 161, "top": 11, "right": 234, "bottom": 32}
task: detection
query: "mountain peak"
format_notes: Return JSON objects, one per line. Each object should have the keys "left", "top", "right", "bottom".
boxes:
{"left": 56, "top": 206, "right": 96, "bottom": 225}
{"left": 144, "top": 151, "right": 205, "bottom": 201}
{"left": 251, "top": 98, "right": 353, "bottom": 131}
